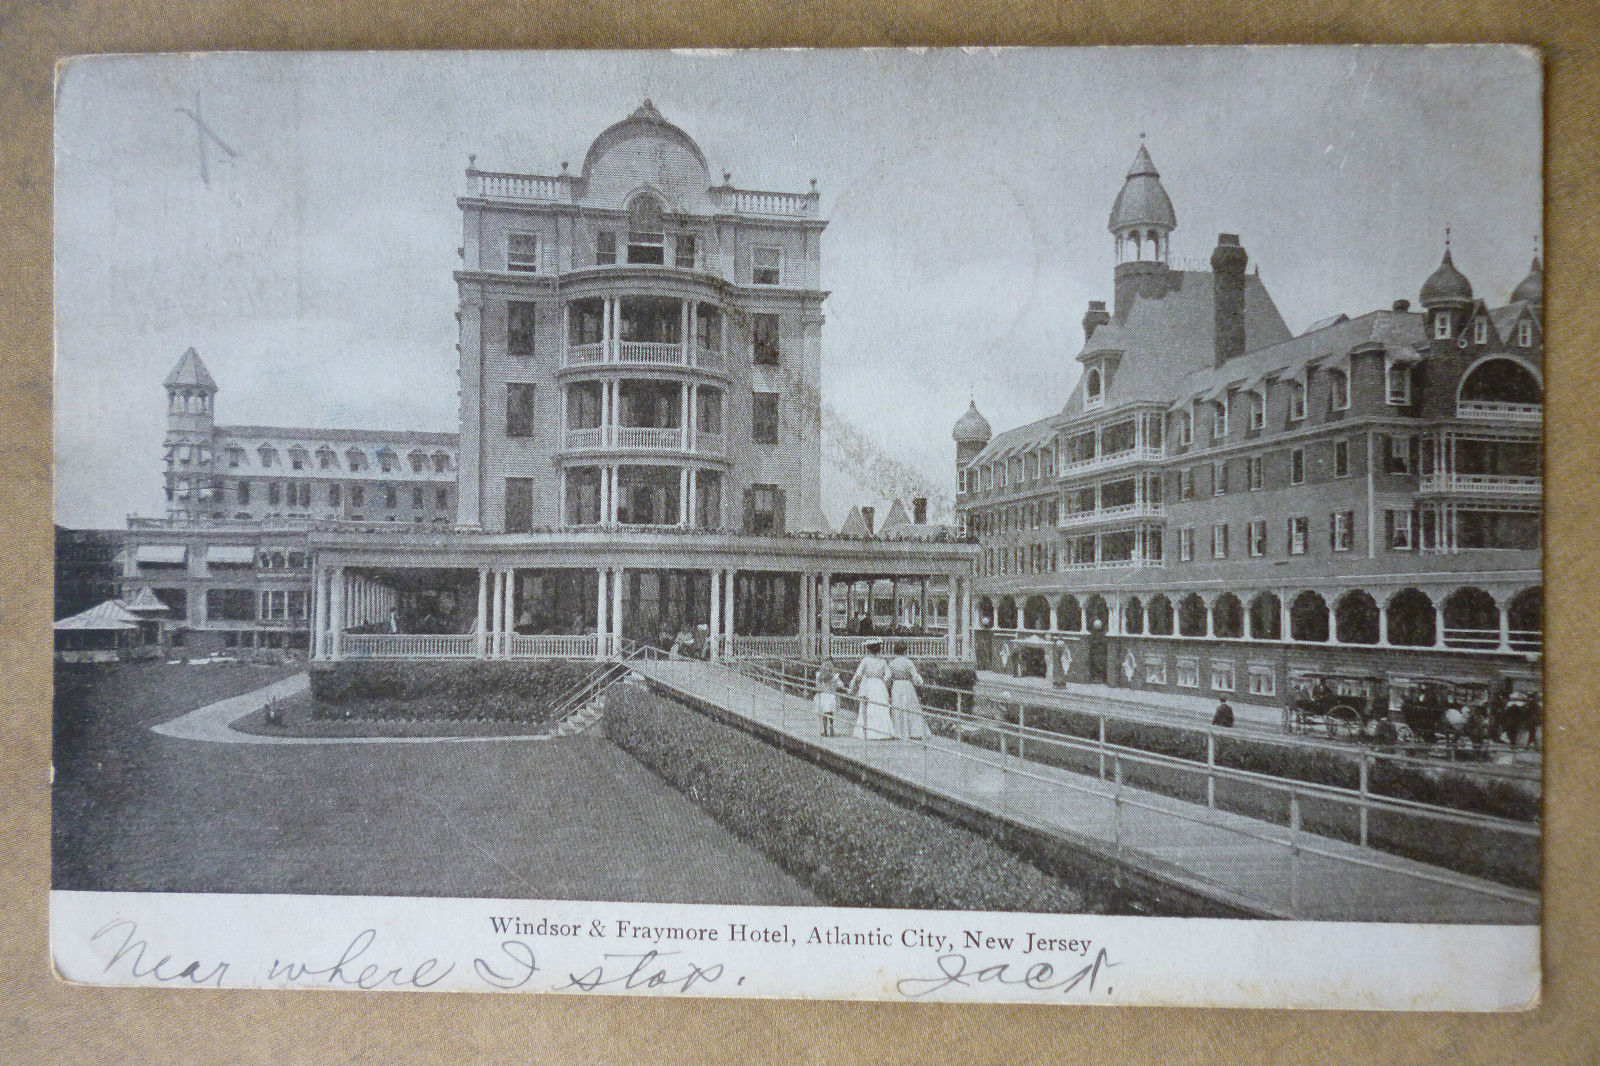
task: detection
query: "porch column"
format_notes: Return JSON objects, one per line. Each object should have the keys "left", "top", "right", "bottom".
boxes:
{"left": 821, "top": 571, "right": 833, "bottom": 659}
{"left": 611, "top": 566, "right": 624, "bottom": 656}
{"left": 1048, "top": 597, "right": 1059, "bottom": 633}
{"left": 329, "top": 567, "right": 345, "bottom": 661}
{"left": 680, "top": 382, "right": 691, "bottom": 451}
{"left": 1498, "top": 602, "right": 1512, "bottom": 652}
{"left": 709, "top": 567, "right": 721, "bottom": 660}
{"left": 687, "top": 383, "right": 698, "bottom": 450}
{"left": 679, "top": 467, "right": 690, "bottom": 528}
{"left": 724, "top": 568, "right": 736, "bottom": 656}
{"left": 1109, "top": 594, "right": 1123, "bottom": 637}
{"left": 312, "top": 567, "right": 327, "bottom": 659}
{"left": 1326, "top": 597, "right": 1338, "bottom": 645}
{"left": 947, "top": 578, "right": 959, "bottom": 660}
{"left": 679, "top": 299, "right": 690, "bottom": 364}
{"left": 490, "top": 568, "right": 504, "bottom": 658}
{"left": 799, "top": 571, "right": 811, "bottom": 657}
{"left": 596, "top": 567, "right": 609, "bottom": 657}
{"left": 1377, "top": 600, "right": 1391, "bottom": 648}
{"left": 602, "top": 379, "right": 613, "bottom": 447}
{"left": 687, "top": 468, "right": 698, "bottom": 529}
{"left": 475, "top": 566, "right": 488, "bottom": 659}
{"left": 687, "top": 302, "right": 698, "bottom": 367}
{"left": 503, "top": 569, "right": 516, "bottom": 655}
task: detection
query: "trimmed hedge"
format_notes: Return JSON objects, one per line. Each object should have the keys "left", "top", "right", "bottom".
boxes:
{"left": 606, "top": 685, "right": 1106, "bottom": 913}
{"left": 307, "top": 660, "right": 595, "bottom": 723}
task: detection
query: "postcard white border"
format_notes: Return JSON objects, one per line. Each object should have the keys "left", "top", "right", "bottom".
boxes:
{"left": 50, "top": 891, "right": 1538, "bottom": 1011}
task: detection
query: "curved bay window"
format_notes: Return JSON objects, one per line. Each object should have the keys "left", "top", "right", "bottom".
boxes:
{"left": 695, "top": 469, "right": 723, "bottom": 530}
{"left": 564, "top": 466, "right": 602, "bottom": 526}
{"left": 617, "top": 465, "right": 681, "bottom": 526}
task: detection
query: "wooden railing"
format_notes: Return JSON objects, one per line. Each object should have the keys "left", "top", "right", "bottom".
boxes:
{"left": 1456, "top": 400, "right": 1542, "bottom": 423}
{"left": 509, "top": 634, "right": 600, "bottom": 658}
{"left": 565, "top": 342, "right": 605, "bottom": 366}
{"left": 616, "top": 426, "right": 682, "bottom": 449}
{"left": 1420, "top": 473, "right": 1542, "bottom": 495}
{"left": 341, "top": 633, "right": 476, "bottom": 659}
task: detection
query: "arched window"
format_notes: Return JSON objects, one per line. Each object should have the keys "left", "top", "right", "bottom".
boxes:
{"left": 1085, "top": 368, "right": 1102, "bottom": 406}
{"left": 1212, "top": 593, "right": 1244, "bottom": 638}
{"left": 1458, "top": 357, "right": 1543, "bottom": 407}
{"left": 1290, "top": 591, "right": 1329, "bottom": 642}
{"left": 1123, "top": 596, "right": 1144, "bottom": 635}
{"left": 1248, "top": 592, "right": 1282, "bottom": 640}
{"left": 1177, "top": 594, "right": 1207, "bottom": 637}
{"left": 1057, "top": 595, "right": 1082, "bottom": 632}
{"left": 1508, "top": 587, "right": 1542, "bottom": 652}
{"left": 1386, "top": 588, "right": 1436, "bottom": 647}
{"left": 1442, "top": 587, "right": 1499, "bottom": 649}
{"left": 996, "top": 596, "right": 1018, "bottom": 630}
{"left": 1334, "top": 590, "right": 1380, "bottom": 645}
{"left": 1147, "top": 595, "right": 1174, "bottom": 636}
{"left": 1023, "top": 595, "right": 1050, "bottom": 631}
{"left": 626, "top": 192, "right": 668, "bottom": 265}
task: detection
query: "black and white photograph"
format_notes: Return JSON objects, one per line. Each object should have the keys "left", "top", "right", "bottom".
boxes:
{"left": 49, "top": 47, "right": 1541, "bottom": 1009}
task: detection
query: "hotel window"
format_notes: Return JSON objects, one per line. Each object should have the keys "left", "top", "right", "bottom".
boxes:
{"left": 752, "top": 392, "right": 780, "bottom": 444}
{"left": 627, "top": 229, "right": 665, "bottom": 266}
{"left": 1518, "top": 320, "right": 1534, "bottom": 347}
{"left": 1249, "top": 667, "right": 1277, "bottom": 697}
{"left": 1249, "top": 391, "right": 1265, "bottom": 430}
{"left": 1085, "top": 368, "right": 1103, "bottom": 408}
{"left": 1334, "top": 439, "right": 1350, "bottom": 478}
{"left": 237, "top": 480, "right": 250, "bottom": 505}
{"left": 328, "top": 484, "right": 341, "bottom": 507}
{"left": 507, "top": 233, "right": 541, "bottom": 273}
{"left": 1290, "top": 448, "right": 1305, "bottom": 485}
{"left": 1176, "top": 658, "right": 1200, "bottom": 689}
{"left": 506, "top": 383, "right": 536, "bottom": 438}
{"left": 1387, "top": 509, "right": 1414, "bottom": 550}
{"left": 1214, "top": 395, "right": 1229, "bottom": 438}
{"left": 1179, "top": 527, "right": 1194, "bottom": 561}
{"left": 345, "top": 448, "right": 367, "bottom": 472}
{"left": 752, "top": 246, "right": 782, "bottom": 285}
{"left": 1145, "top": 660, "right": 1167, "bottom": 686}
{"left": 1248, "top": 454, "right": 1263, "bottom": 491}
{"left": 673, "top": 234, "right": 698, "bottom": 269}
{"left": 1384, "top": 435, "right": 1414, "bottom": 475}
{"left": 412, "top": 487, "right": 424, "bottom": 509}
{"left": 349, "top": 485, "right": 363, "bottom": 507}
{"left": 595, "top": 231, "right": 617, "bottom": 265}
{"left": 437, "top": 487, "right": 449, "bottom": 509}
{"left": 1331, "top": 510, "right": 1353, "bottom": 552}
{"left": 379, "top": 450, "right": 399, "bottom": 474}
{"left": 1474, "top": 317, "right": 1489, "bottom": 344}
{"left": 508, "top": 301, "right": 537, "bottom": 357}
{"left": 1387, "top": 362, "right": 1413, "bottom": 406}
{"left": 1433, "top": 310, "right": 1452, "bottom": 339}
{"left": 1419, "top": 509, "right": 1439, "bottom": 551}
{"left": 1249, "top": 518, "right": 1267, "bottom": 557}
{"left": 296, "top": 483, "right": 311, "bottom": 508}
{"left": 267, "top": 482, "right": 281, "bottom": 506}
{"left": 1288, "top": 515, "right": 1308, "bottom": 555}
{"left": 1179, "top": 410, "right": 1193, "bottom": 446}
{"left": 1212, "top": 459, "right": 1228, "bottom": 495}
{"left": 385, "top": 486, "right": 397, "bottom": 509}
{"left": 1288, "top": 380, "right": 1306, "bottom": 421}
{"left": 752, "top": 313, "right": 780, "bottom": 366}
{"left": 1211, "top": 522, "right": 1229, "bottom": 559}
{"left": 504, "top": 478, "right": 533, "bottom": 533}
{"left": 746, "top": 484, "right": 783, "bottom": 534}
{"left": 289, "top": 448, "right": 307, "bottom": 471}
{"left": 1180, "top": 468, "right": 1195, "bottom": 500}
{"left": 1329, "top": 369, "right": 1350, "bottom": 411}
{"left": 1211, "top": 661, "right": 1235, "bottom": 693}
{"left": 409, "top": 452, "right": 426, "bottom": 474}
{"left": 258, "top": 446, "right": 278, "bottom": 468}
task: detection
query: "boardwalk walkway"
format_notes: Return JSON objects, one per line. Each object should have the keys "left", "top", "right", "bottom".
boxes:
{"left": 631, "top": 659, "right": 1538, "bottom": 924}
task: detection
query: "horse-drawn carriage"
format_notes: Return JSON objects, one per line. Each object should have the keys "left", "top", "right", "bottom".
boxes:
{"left": 1283, "top": 672, "right": 1391, "bottom": 739}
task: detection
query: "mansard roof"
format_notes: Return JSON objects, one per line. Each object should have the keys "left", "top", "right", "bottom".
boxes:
{"left": 215, "top": 425, "right": 458, "bottom": 447}
{"left": 967, "top": 412, "right": 1057, "bottom": 468}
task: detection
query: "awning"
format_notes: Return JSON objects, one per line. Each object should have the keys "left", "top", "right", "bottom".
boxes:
{"left": 207, "top": 545, "right": 258, "bottom": 565}
{"left": 54, "top": 600, "right": 141, "bottom": 631}
{"left": 135, "top": 545, "right": 187, "bottom": 564}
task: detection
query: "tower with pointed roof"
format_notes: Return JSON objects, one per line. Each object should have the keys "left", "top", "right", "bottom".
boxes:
{"left": 1109, "top": 141, "right": 1178, "bottom": 317}
{"left": 1419, "top": 231, "right": 1474, "bottom": 340}
{"left": 163, "top": 347, "right": 218, "bottom": 519}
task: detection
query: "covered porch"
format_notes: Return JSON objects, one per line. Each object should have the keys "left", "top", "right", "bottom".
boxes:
{"left": 308, "top": 529, "right": 977, "bottom": 663}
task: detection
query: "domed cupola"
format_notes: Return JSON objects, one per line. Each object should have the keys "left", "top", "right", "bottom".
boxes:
{"left": 1109, "top": 140, "right": 1179, "bottom": 316}
{"left": 1511, "top": 252, "right": 1542, "bottom": 308}
{"left": 953, "top": 400, "right": 992, "bottom": 444}
{"left": 1108, "top": 142, "right": 1178, "bottom": 240}
{"left": 1419, "top": 232, "right": 1474, "bottom": 340}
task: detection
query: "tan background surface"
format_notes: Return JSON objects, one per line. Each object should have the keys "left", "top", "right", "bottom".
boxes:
{"left": 3, "top": 4, "right": 1596, "bottom": 1063}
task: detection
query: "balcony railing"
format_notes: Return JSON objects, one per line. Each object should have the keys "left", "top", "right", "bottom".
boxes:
{"left": 566, "top": 342, "right": 605, "bottom": 366}
{"left": 617, "top": 340, "right": 685, "bottom": 366}
{"left": 616, "top": 426, "right": 684, "bottom": 449}
{"left": 564, "top": 427, "right": 604, "bottom": 450}
{"left": 1059, "top": 445, "right": 1165, "bottom": 476}
{"left": 341, "top": 633, "right": 477, "bottom": 659}
{"left": 1057, "top": 500, "right": 1165, "bottom": 529}
{"left": 468, "top": 169, "right": 570, "bottom": 202}
{"left": 563, "top": 340, "right": 727, "bottom": 371}
{"left": 709, "top": 186, "right": 820, "bottom": 218}
{"left": 1456, "top": 400, "right": 1543, "bottom": 424}
{"left": 509, "top": 634, "right": 600, "bottom": 658}
{"left": 1058, "top": 556, "right": 1165, "bottom": 572}
{"left": 1420, "top": 473, "right": 1543, "bottom": 496}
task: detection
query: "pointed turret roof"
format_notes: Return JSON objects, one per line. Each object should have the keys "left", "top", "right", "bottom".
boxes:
{"left": 1108, "top": 141, "right": 1177, "bottom": 234}
{"left": 164, "top": 347, "right": 217, "bottom": 391}
{"left": 1420, "top": 239, "right": 1473, "bottom": 308}
{"left": 1511, "top": 253, "right": 1542, "bottom": 306}
{"left": 838, "top": 507, "right": 871, "bottom": 538}
{"left": 952, "top": 400, "right": 992, "bottom": 443}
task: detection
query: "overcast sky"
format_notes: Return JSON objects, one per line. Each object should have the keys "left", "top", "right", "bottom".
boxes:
{"left": 53, "top": 47, "right": 1541, "bottom": 529}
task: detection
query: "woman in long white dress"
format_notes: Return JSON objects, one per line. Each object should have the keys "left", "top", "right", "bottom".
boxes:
{"left": 888, "top": 644, "right": 929, "bottom": 740}
{"left": 849, "top": 640, "right": 897, "bottom": 740}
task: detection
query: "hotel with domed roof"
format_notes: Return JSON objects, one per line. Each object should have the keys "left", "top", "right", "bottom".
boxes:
{"left": 955, "top": 144, "right": 1542, "bottom": 708}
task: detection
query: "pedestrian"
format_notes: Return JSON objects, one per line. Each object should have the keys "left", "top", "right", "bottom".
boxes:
{"left": 1212, "top": 698, "right": 1234, "bottom": 728}
{"left": 693, "top": 623, "right": 710, "bottom": 660}
{"left": 814, "top": 659, "right": 841, "bottom": 737}
{"left": 888, "top": 642, "right": 929, "bottom": 739}
{"left": 849, "top": 638, "right": 895, "bottom": 740}
{"left": 671, "top": 625, "right": 694, "bottom": 659}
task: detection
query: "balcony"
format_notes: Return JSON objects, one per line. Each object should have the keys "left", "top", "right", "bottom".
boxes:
{"left": 1057, "top": 500, "right": 1165, "bottom": 529}
{"left": 1058, "top": 557, "right": 1165, "bottom": 572}
{"left": 566, "top": 342, "right": 605, "bottom": 366}
{"left": 1058, "top": 445, "right": 1165, "bottom": 477}
{"left": 560, "top": 426, "right": 724, "bottom": 457}
{"left": 469, "top": 167, "right": 819, "bottom": 220}
{"left": 617, "top": 340, "right": 684, "bottom": 366}
{"left": 1456, "top": 400, "right": 1542, "bottom": 424}
{"left": 1419, "top": 473, "right": 1543, "bottom": 497}
{"left": 562, "top": 339, "right": 726, "bottom": 372}
{"left": 616, "top": 426, "right": 682, "bottom": 449}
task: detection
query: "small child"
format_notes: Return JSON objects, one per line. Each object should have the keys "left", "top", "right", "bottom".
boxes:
{"left": 815, "top": 660, "right": 841, "bottom": 737}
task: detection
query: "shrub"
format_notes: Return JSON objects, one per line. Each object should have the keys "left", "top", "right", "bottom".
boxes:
{"left": 307, "top": 660, "right": 597, "bottom": 722}
{"left": 606, "top": 685, "right": 1104, "bottom": 913}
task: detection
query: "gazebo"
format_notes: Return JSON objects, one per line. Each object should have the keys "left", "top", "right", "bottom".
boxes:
{"left": 53, "top": 600, "right": 151, "bottom": 663}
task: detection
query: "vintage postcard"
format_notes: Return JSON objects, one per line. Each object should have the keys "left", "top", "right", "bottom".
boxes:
{"left": 50, "top": 47, "right": 1541, "bottom": 1009}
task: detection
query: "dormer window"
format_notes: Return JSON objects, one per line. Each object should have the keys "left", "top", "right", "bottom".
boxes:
{"left": 1386, "top": 362, "right": 1413, "bottom": 406}
{"left": 226, "top": 446, "right": 245, "bottom": 468}
{"left": 1288, "top": 380, "right": 1307, "bottom": 421}
{"left": 1518, "top": 320, "right": 1534, "bottom": 347}
{"left": 409, "top": 451, "right": 427, "bottom": 474}
{"left": 257, "top": 445, "right": 278, "bottom": 468}
{"left": 289, "top": 447, "right": 308, "bottom": 471}
{"left": 1179, "top": 410, "right": 1193, "bottom": 446}
{"left": 1213, "top": 394, "right": 1230, "bottom": 439}
{"left": 507, "top": 233, "right": 542, "bottom": 273}
{"left": 1473, "top": 317, "right": 1488, "bottom": 344}
{"left": 627, "top": 229, "right": 665, "bottom": 265}
{"left": 317, "top": 446, "right": 337, "bottom": 470}
{"left": 1328, "top": 369, "right": 1350, "bottom": 412}
{"left": 1085, "top": 367, "right": 1103, "bottom": 408}
{"left": 433, "top": 452, "right": 449, "bottom": 474}
{"left": 379, "top": 449, "right": 399, "bottom": 474}
{"left": 346, "top": 448, "right": 368, "bottom": 472}
{"left": 1249, "top": 391, "right": 1265, "bottom": 430}
{"left": 1433, "top": 311, "right": 1453, "bottom": 340}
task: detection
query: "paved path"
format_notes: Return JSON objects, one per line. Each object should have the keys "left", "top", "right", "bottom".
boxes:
{"left": 633, "top": 660, "right": 1539, "bottom": 924}
{"left": 152, "top": 673, "right": 597, "bottom": 746}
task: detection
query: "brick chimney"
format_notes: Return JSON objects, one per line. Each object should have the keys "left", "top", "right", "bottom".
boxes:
{"left": 861, "top": 506, "right": 875, "bottom": 534}
{"left": 912, "top": 497, "right": 928, "bottom": 524}
{"left": 1082, "top": 300, "right": 1110, "bottom": 341}
{"left": 1210, "top": 233, "right": 1248, "bottom": 367}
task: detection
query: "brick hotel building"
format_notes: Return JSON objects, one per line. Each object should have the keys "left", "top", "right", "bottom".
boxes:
{"left": 956, "top": 145, "right": 1542, "bottom": 706}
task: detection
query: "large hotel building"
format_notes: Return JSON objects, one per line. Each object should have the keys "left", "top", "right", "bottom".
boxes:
{"left": 112, "top": 103, "right": 973, "bottom": 660}
{"left": 955, "top": 145, "right": 1542, "bottom": 706}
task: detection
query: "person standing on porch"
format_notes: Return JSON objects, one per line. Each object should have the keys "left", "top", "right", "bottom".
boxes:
{"left": 888, "top": 643, "right": 929, "bottom": 740}
{"left": 671, "top": 625, "right": 695, "bottom": 659}
{"left": 849, "top": 639, "right": 895, "bottom": 740}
